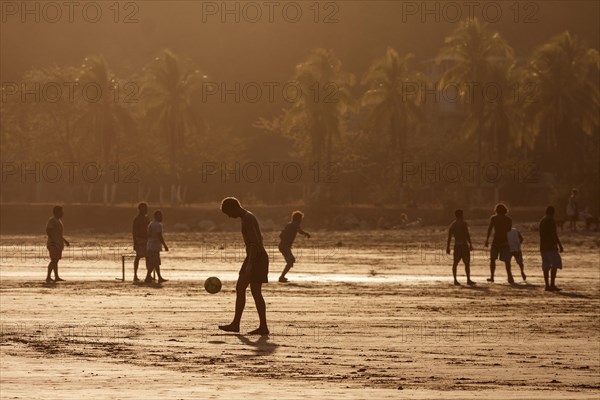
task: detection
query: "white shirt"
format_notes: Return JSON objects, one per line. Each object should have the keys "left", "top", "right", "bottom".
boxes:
{"left": 147, "top": 220, "right": 163, "bottom": 252}
{"left": 507, "top": 229, "right": 522, "bottom": 252}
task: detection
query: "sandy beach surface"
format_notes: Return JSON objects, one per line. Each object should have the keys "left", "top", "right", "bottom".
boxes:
{"left": 1, "top": 226, "right": 599, "bottom": 399}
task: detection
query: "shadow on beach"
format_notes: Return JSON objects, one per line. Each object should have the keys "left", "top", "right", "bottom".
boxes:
{"left": 235, "top": 334, "right": 279, "bottom": 357}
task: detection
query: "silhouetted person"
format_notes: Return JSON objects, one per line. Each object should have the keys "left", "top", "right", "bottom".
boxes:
{"left": 567, "top": 188, "right": 579, "bottom": 232}
{"left": 145, "top": 210, "right": 168, "bottom": 283}
{"left": 132, "top": 202, "right": 150, "bottom": 282}
{"left": 540, "top": 206, "right": 564, "bottom": 291}
{"left": 45, "top": 206, "right": 70, "bottom": 282}
{"left": 485, "top": 203, "right": 514, "bottom": 284}
{"left": 219, "top": 197, "right": 269, "bottom": 335}
{"left": 507, "top": 227, "right": 526, "bottom": 281}
{"left": 446, "top": 209, "right": 475, "bottom": 286}
{"left": 278, "top": 210, "right": 310, "bottom": 283}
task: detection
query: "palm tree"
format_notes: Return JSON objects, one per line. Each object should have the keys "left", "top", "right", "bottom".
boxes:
{"left": 79, "top": 56, "right": 135, "bottom": 204}
{"left": 362, "top": 47, "right": 427, "bottom": 203}
{"left": 142, "top": 49, "right": 206, "bottom": 205}
{"left": 282, "top": 48, "right": 354, "bottom": 204}
{"left": 524, "top": 31, "right": 600, "bottom": 180}
{"left": 436, "top": 19, "right": 515, "bottom": 177}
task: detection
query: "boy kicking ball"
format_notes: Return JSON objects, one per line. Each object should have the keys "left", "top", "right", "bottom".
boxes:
{"left": 278, "top": 210, "right": 311, "bottom": 283}
{"left": 219, "top": 197, "right": 270, "bottom": 335}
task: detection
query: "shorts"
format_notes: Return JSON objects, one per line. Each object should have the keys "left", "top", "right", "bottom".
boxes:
{"left": 541, "top": 251, "right": 562, "bottom": 272}
{"left": 134, "top": 240, "right": 147, "bottom": 257}
{"left": 146, "top": 250, "right": 161, "bottom": 269}
{"left": 48, "top": 246, "right": 62, "bottom": 261}
{"left": 490, "top": 244, "right": 510, "bottom": 263}
{"left": 570, "top": 213, "right": 578, "bottom": 222}
{"left": 510, "top": 251, "right": 523, "bottom": 265}
{"left": 239, "top": 248, "right": 269, "bottom": 284}
{"left": 453, "top": 244, "right": 470, "bottom": 264}
{"left": 279, "top": 244, "right": 296, "bottom": 265}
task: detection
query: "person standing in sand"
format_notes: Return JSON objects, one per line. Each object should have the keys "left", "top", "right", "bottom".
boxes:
{"left": 145, "top": 210, "right": 169, "bottom": 284}
{"left": 219, "top": 197, "right": 269, "bottom": 336}
{"left": 484, "top": 203, "right": 514, "bottom": 284}
{"left": 507, "top": 227, "right": 526, "bottom": 281}
{"left": 446, "top": 209, "right": 475, "bottom": 286}
{"left": 278, "top": 210, "right": 311, "bottom": 283}
{"left": 132, "top": 202, "right": 150, "bottom": 282}
{"left": 540, "top": 206, "right": 564, "bottom": 292}
{"left": 45, "top": 206, "right": 70, "bottom": 283}
{"left": 567, "top": 188, "right": 579, "bottom": 232}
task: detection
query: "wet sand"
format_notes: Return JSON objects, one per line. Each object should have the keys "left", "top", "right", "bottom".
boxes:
{"left": 1, "top": 227, "right": 599, "bottom": 399}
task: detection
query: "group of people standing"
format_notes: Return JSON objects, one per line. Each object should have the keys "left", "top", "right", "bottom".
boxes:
{"left": 447, "top": 203, "right": 564, "bottom": 291}
{"left": 44, "top": 197, "right": 568, "bottom": 335}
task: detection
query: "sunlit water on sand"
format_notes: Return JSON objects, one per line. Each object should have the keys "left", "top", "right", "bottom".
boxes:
{"left": 0, "top": 233, "right": 467, "bottom": 283}
{"left": 1, "top": 232, "right": 597, "bottom": 284}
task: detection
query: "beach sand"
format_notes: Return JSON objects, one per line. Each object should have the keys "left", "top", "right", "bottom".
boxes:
{"left": 1, "top": 226, "right": 599, "bottom": 399}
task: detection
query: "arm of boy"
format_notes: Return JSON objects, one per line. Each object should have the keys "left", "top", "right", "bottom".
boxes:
{"left": 299, "top": 227, "right": 310, "bottom": 239}
{"left": 466, "top": 224, "right": 473, "bottom": 251}
{"left": 485, "top": 219, "right": 493, "bottom": 247}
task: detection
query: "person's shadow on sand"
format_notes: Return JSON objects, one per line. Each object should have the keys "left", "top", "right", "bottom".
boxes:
{"left": 235, "top": 334, "right": 279, "bottom": 357}
{"left": 552, "top": 291, "right": 592, "bottom": 299}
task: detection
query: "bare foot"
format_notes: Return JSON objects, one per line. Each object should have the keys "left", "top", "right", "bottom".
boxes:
{"left": 467, "top": 280, "right": 476, "bottom": 286}
{"left": 219, "top": 324, "right": 240, "bottom": 333}
{"left": 158, "top": 278, "right": 168, "bottom": 283}
{"left": 486, "top": 277, "right": 494, "bottom": 283}
{"left": 453, "top": 280, "right": 461, "bottom": 286}
{"left": 54, "top": 277, "right": 65, "bottom": 282}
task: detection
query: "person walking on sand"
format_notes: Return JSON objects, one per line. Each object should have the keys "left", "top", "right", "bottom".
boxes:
{"left": 45, "top": 206, "right": 70, "bottom": 282}
{"left": 219, "top": 197, "right": 269, "bottom": 336}
{"left": 132, "top": 202, "right": 150, "bottom": 282}
{"left": 567, "top": 188, "right": 579, "bottom": 232}
{"left": 507, "top": 227, "right": 526, "bottom": 281}
{"left": 446, "top": 209, "right": 475, "bottom": 286}
{"left": 540, "top": 206, "right": 564, "bottom": 292}
{"left": 278, "top": 210, "right": 311, "bottom": 283}
{"left": 145, "top": 210, "right": 169, "bottom": 284}
{"left": 484, "top": 203, "right": 514, "bottom": 284}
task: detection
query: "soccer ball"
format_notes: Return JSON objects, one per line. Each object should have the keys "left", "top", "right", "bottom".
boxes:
{"left": 204, "top": 277, "right": 222, "bottom": 294}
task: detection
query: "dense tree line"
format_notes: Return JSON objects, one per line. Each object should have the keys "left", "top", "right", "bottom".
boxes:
{"left": 1, "top": 20, "right": 598, "bottom": 212}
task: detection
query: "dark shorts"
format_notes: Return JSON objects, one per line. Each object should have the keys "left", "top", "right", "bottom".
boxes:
{"left": 240, "top": 248, "right": 269, "bottom": 284}
{"left": 134, "top": 241, "right": 147, "bottom": 257}
{"left": 146, "top": 250, "right": 161, "bottom": 269}
{"left": 491, "top": 244, "right": 510, "bottom": 263}
{"left": 48, "top": 246, "right": 62, "bottom": 261}
{"left": 510, "top": 251, "right": 523, "bottom": 265}
{"left": 541, "top": 251, "right": 562, "bottom": 271}
{"left": 453, "top": 244, "right": 470, "bottom": 264}
{"left": 279, "top": 244, "right": 296, "bottom": 265}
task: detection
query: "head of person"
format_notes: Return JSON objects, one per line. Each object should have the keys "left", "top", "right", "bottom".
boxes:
{"left": 154, "top": 210, "right": 163, "bottom": 222}
{"left": 454, "top": 209, "right": 463, "bottom": 219}
{"left": 572, "top": 188, "right": 578, "bottom": 196}
{"left": 53, "top": 205, "right": 63, "bottom": 219}
{"left": 220, "top": 197, "right": 244, "bottom": 218}
{"left": 138, "top": 202, "right": 148, "bottom": 215}
{"left": 291, "top": 210, "right": 304, "bottom": 223}
{"left": 494, "top": 203, "right": 508, "bottom": 215}
{"left": 546, "top": 206, "right": 555, "bottom": 217}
